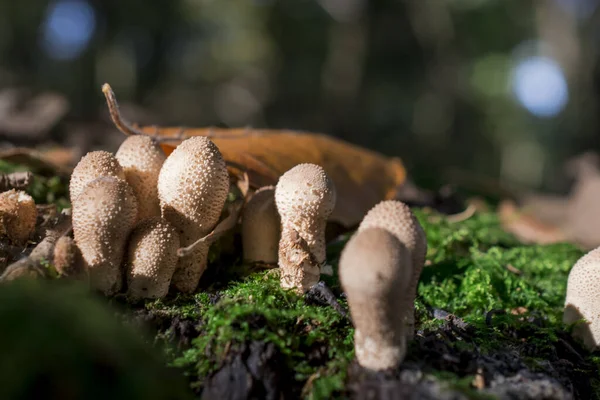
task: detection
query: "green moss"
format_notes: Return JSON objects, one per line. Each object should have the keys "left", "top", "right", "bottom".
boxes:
{"left": 143, "top": 208, "right": 598, "bottom": 399}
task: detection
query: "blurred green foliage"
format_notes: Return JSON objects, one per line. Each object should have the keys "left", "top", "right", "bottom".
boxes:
{"left": 1, "top": 0, "right": 599, "bottom": 192}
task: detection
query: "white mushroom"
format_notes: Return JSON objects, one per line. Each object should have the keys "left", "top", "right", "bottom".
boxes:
{"left": 157, "top": 136, "right": 229, "bottom": 293}
{"left": 72, "top": 176, "right": 138, "bottom": 295}
{"left": 242, "top": 186, "right": 280, "bottom": 265}
{"left": 275, "top": 163, "right": 336, "bottom": 293}
{"left": 358, "top": 200, "right": 427, "bottom": 339}
{"left": 0, "top": 189, "right": 37, "bottom": 245}
{"left": 564, "top": 246, "right": 600, "bottom": 350}
{"left": 115, "top": 135, "right": 166, "bottom": 220}
{"left": 126, "top": 217, "right": 180, "bottom": 300}
{"left": 339, "top": 227, "right": 411, "bottom": 371}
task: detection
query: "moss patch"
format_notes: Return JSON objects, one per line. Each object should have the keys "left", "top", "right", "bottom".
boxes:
{"left": 133, "top": 209, "right": 599, "bottom": 399}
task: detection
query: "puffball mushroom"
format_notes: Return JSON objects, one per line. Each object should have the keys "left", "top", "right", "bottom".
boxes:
{"left": 242, "top": 186, "right": 280, "bottom": 264}
{"left": 53, "top": 236, "right": 85, "bottom": 278}
{"left": 72, "top": 176, "right": 138, "bottom": 295}
{"left": 115, "top": 135, "right": 166, "bottom": 220}
{"left": 275, "top": 163, "right": 336, "bottom": 292}
{"left": 339, "top": 227, "right": 411, "bottom": 371}
{"left": 358, "top": 200, "right": 427, "bottom": 339}
{"left": 0, "top": 190, "right": 37, "bottom": 245}
{"left": 126, "top": 217, "right": 180, "bottom": 300}
{"left": 563, "top": 246, "right": 600, "bottom": 350}
{"left": 157, "top": 136, "right": 229, "bottom": 293}
{"left": 69, "top": 151, "right": 126, "bottom": 202}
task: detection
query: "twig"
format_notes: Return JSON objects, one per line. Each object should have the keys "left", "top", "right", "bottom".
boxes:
{"left": 0, "top": 171, "right": 33, "bottom": 192}
{"left": 102, "top": 83, "right": 146, "bottom": 137}
{"left": 102, "top": 82, "right": 263, "bottom": 142}
{"left": 446, "top": 203, "right": 476, "bottom": 223}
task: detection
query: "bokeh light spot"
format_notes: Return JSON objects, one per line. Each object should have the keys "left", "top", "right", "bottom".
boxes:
{"left": 41, "top": 0, "right": 96, "bottom": 61}
{"left": 511, "top": 56, "right": 568, "bottom": 118}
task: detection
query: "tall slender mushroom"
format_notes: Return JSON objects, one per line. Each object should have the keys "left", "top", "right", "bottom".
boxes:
{"left": 339, "top": 227, "right": 411, "bottom": 371}
{"left": 69, "top": 151, "right": 125, "bottom": 202}
{"left": 72, "top": 176, "right": 138, "bottom": 295}
{"left": 157, "top": 136, "right": 229, "bottom": 293}
{"left": 275, "top": 163, "right": 336, "bottom": 292}
{"left": 242, "top": 186, "right": 280, "bottom": 265}
{"left": 564, "top": 246, "right": 600, "bottom": 350}
{"left": 358, "top": 200, "right": 427, "bottom": 339}
{"left": 115, "top": 135, "right": 166, "bottom": 220}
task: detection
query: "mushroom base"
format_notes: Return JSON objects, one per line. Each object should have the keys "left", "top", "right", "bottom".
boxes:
{"left": 354, "top": 329, "right": 406, "bottom": 371}
{"left": 278, "top": 228, "right": 320, "bottom": 293}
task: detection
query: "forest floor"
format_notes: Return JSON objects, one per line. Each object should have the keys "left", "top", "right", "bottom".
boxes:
{"left": 0, "top": 156, "right": 599, "bottom": 400}
{"left": 125, "top": 209, "right": 600, "bottom": 400}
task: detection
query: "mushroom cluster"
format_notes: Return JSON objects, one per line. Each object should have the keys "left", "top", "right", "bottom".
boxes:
{"left": 64, "top": 134, "right": 229, "bottom": 297}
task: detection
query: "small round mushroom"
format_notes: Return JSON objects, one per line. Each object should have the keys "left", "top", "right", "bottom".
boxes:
{"left": 242, "top": 186, "right": 280, "bottom": 265}
{"left": 157, "top": 136, "right": 229, "bottom": 293}
{"left": 339, "top": 227, "right": 411, "bottom": 371}
{"left": 126, "top": 217, "right": 180, "bottom": 300}
{"left": 275, "top": 163, "right": 336, "bottom": 292}
{"left": 53, "top": 236, "right": 86, "bottom": 279}
{"left": 69, "top": 151, "right": 126, "bottom": 202}
{"left": 0, "top": 189, "right": 37, "bottom": 245}
{"left": 358, "top": 200, "right": 427, "bottom": 339}
{"left": 564, "top": 246, "right": 600, "bottom": 350}
{"left": 115, "top": 135, "right": 166, "bottom": 220}
{"left": 72, "top": 176, "right": 138, "bottom": 295}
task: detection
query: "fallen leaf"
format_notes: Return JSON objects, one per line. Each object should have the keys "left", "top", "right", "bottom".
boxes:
{"left": 102, "top": 83, "right": 407, "bottom": 228}
{"left": 498, "top": 200, "right": 567, "bottom": 245}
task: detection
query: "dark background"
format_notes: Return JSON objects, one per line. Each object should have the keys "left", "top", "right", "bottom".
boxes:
{"left": 1, "top": 0, "right": 599, "bottom": 193}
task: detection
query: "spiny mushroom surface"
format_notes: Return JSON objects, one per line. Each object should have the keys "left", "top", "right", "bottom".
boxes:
{"left": 115, "top": 135, "right": 166, "bottom": 220}
{"left": 339, "top": 227, "right": 411, "bottom": 371}
{"left": 157, "top": 136, "right": 229, "bottom": 293}
{"left": 275, "top": 163, "right": 336, "bottom": 292}
{"left": 53, "top": 236, "right": 85, "bottom": 279}
{"left": 72, "top": 176, "right": 137, "bottom": 295}
{"left": 69, "top": 151, "right": 126, "bottom": 202}
{"left": 358, "top": 200, "right": 427, "bottom": 339}
{"left": 0, "top": 189, "right": 37, "bottom": 245}
{"left": 242, "top": 186, "right": 280, "bottom": 265}
{"left": 126, "top": 217, "right": 180, "bottom": 300}
{"left": 563, "top": 246, "right": 600, "bottom": 350}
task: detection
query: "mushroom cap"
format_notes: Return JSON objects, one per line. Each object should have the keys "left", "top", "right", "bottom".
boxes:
{"left": 72, "top": 176, "right": 138, "bottom": 295}
{"left": 339, "top": 227, "right": 411, "bottom": 371}
{"left": 275, "top": 163, "right": 336, "bottom": 226}
{"left": 126, "top": 217, "right": 180, "bottom": 300}
{"left": 0, "top": 189, "right": 37, "bottom": 244}
{"left": 242, "top": 186, "right": 280, "bottom": 264}
{"left": 53, "top": 236, "right": 85, "bottom": 278}
{"left": 70, "top": 151, "right": 126, "bottom": 202}
{"left": 358, "top": 200, "right": 426, "bottom": 269}
{"left": 157, "top": 136, "right": 230, "bottom": 244}
{"left": 564, "top": 246, "right": 600, "bottom": 350}
{"left": 115, "top": 136, "right": 166, "bottom": 220}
